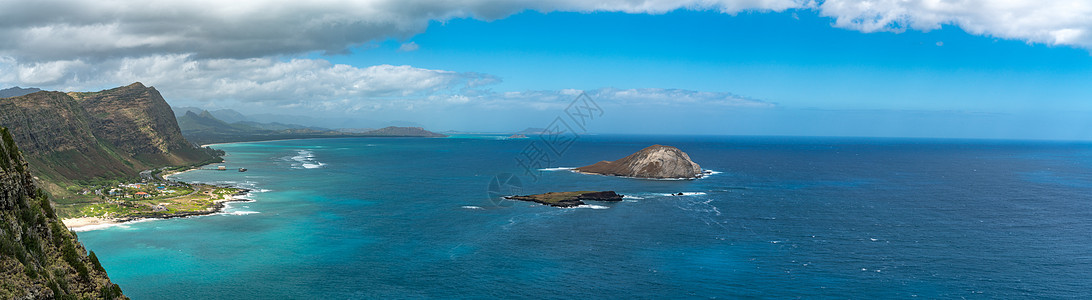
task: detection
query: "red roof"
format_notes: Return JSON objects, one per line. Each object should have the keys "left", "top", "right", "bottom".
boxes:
{"left": 135, "top": 192, "right": 148, "bottom": 195}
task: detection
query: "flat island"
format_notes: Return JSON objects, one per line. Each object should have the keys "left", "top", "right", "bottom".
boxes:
{"left": 505, "top": 191, "right": 623, "bottom": 207}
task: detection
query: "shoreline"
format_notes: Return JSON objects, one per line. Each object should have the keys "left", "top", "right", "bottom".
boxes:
{"left": 63, "top": 189, "right": 254, "bottom": 232}
{"left": 64, "top": 154, "right": 256, "bottom": 231}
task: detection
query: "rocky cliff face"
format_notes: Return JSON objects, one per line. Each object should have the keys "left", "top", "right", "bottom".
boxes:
{"left": 0, "top": 83, "right": 221, "bottom": 198}
{"left": 1, "top": 127, "right": 126, "bottom": 299}
{"left": 575, "top": 145, "right": 703, "bottom": 179}
{"left": 70, "top": 83, "right": 212, "bottom": 165}
{"left": 0, "top": 91, "right": 138, "bottom": 183}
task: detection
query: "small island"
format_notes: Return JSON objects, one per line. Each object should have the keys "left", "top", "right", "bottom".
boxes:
{"left": 575, "top": 144, "right": 705, "bottom": 179}
{"left": 505, "top": 191, "right": 624, "bottom": 208}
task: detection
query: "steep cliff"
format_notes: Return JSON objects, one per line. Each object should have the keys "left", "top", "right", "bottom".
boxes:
{"left": 0, "top": 91, "right": 137, "bottom": 183}
{"left": 69, "top": 83, "right": 215, "bottom": 165}
{"left": 0, "top": 83, "right": 221, "bottom": 200}
{"left": 575, "top": 145, "right": 703, "bottom": 179}
{"left": 1, "top": 127, "right": 126, "bottom": 299}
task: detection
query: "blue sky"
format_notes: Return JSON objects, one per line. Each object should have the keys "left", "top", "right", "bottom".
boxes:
{"left": 2, "top": 1, "right": 1092, "bottom": 139}
{"left": 326, "top": 10, "right": 1092, "bottom": 138}
{"left": 345, "top": 10, "right": 1092, "bottom": 112}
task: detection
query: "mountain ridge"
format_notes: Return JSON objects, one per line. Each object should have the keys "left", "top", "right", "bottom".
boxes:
{"left": 0, "top": 83, "right": 222, "bottom": 201}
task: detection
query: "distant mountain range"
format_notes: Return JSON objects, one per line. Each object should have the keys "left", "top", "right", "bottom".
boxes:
{"left": 175, "top": 109, "right": 446, "bottom": 145}
{"left": 0, "top": 86, "right": 42, "bottom": 98}
{"left": 0, "top": 83, "right": 222, "bottom": 199}
{"left": 513, "top": 127, "right": 549, "bottom": 135}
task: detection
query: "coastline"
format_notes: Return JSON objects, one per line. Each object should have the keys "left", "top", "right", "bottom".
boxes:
{"left": 64, "top": 151, "right": 255, "bottom": 231}
{"left": 63, "top": 188, "right": 253, "bottom": 231}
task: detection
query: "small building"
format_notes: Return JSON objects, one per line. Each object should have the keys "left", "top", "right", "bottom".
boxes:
{"left": 135, "top": 192, "right": 150, "bottom": 198}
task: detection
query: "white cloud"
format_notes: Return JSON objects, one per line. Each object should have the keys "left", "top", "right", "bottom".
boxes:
{"left": 0, "top": 54, "right": 496, "bottom": 111}
{"left": 819, "top": 0, "right": 1092, "bottom": 48}
{"left": 398, "top": 42, "right": 421, "bottom": 52}
{"left": 2, "top": 0, "right": 1089, "bottom": 64}
{"left": 0, "top": 0, "right": 808, "bottom": 62}
{"left": 2, "top": 0, "right": 1089, "bottom": 118}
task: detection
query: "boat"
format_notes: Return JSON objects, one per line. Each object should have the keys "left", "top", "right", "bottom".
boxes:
{"left": 239, "top": 168, "right": 248, "bottom": 172}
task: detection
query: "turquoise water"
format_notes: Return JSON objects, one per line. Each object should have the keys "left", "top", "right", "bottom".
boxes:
{"left": 78, "top": 136, "right": 1092, "bottom": 298}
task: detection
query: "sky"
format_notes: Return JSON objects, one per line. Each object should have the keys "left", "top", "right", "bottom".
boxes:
{"left": 2, "top": 0, "right": 1092, "bottom": 140}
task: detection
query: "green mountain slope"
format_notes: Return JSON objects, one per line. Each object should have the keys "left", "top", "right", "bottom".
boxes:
{"left": 0, "top": 83, "right": 222, "bottom": 201}
{"left": 1, "top": 126, "right": 126, "bottom": 299}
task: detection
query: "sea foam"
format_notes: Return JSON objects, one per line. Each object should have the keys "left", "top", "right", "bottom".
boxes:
{"left": 289, "top": 150, "right": 326, "bottom": 169}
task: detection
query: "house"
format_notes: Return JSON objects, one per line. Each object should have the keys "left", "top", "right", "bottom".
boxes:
{"left": 135, "top": 192, "right": 150, "bottom": 198}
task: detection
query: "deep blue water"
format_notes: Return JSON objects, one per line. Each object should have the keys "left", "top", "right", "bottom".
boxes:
{"left": 77, "top": 135, "right": 1092, "bottom": 298}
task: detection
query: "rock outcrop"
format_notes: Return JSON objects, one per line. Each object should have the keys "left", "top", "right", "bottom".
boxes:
{"left": 0, "top": 126, "right": 126, "bottom": 299}
{"left": 575, "top": 145, "right": 703, "bottom": 179}
{"left": 505, "top": 191, "right": 624, "bottom": 207}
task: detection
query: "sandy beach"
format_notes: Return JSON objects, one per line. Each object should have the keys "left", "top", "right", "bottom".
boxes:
{"left": 63, "top": 217, "right": 123, "bottom": 231}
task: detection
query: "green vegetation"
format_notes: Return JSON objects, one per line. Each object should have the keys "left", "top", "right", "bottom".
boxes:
{"left": 55, "top": 176, "right": 243, "bottom": 219}
{"left": 1, "top": 125, "right": 127, "bottom": 298}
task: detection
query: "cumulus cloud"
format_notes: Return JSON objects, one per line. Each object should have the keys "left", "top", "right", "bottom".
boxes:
{"left": 0, "top": 54, "right": 497, "bottom": 111}
{"left": 2, "top": 0, "right": 1089, "bottom": 64}
{"left": 820, "top": 0, "right": 1092, "bottom": 48}
{"left": 0, "top": 0, "right": 808, "bottom": 62}
{"left": 2, "top": 0, "right": 1088, "bottom": 118}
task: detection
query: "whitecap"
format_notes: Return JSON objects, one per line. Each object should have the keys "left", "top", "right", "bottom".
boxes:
{"left": 537, "top": 167, "right": 574, "bottom": 171}
{"left": 576, "top": 204, "right": 609, "bottom": 209}
{"left": 623, "top": 195, "right": 644, "bottom": 200}
{"left": 461, "top": 206, "right": 484, "bottom": 210}
{"left": 224, "top": 211, "right": 260, "bottom": 215}
{"left": 288, "top": 149, "right": 326, "bottom": 169}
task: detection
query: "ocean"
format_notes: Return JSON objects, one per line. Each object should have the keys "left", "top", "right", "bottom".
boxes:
{"left": 76, "top": 135, "right": 1092, "bottom": 298}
